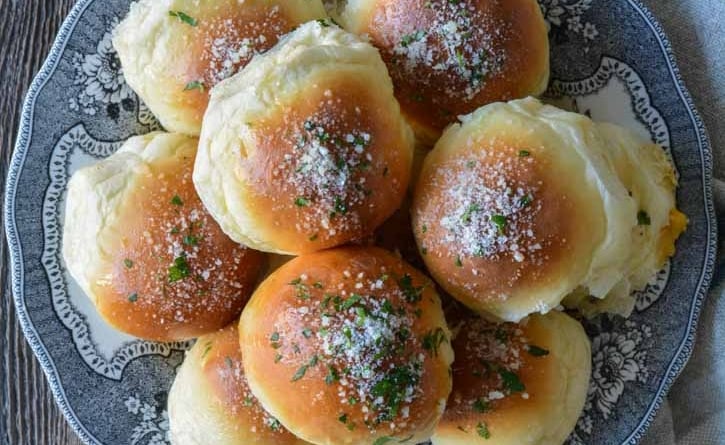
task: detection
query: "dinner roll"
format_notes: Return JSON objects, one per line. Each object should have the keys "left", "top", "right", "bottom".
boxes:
{"left": 63, "top": 132, "right": 265, "bottom": 341}
{"left": 412, "top": 98, "right": 684, "bottom": 321}
{"left": 169, "top": 324, "right": 311, "bottom": 445}
{"left": 239, "top": 247, "right": 453, "bottom": 445}
{"left": 195, "top": 21, "right": 415, "bottom": 255}
{"left": 340, "top": 0, "right": 549, "bottom": 145}
{"left": 431, "top": 310, "right": 591, "bottom": 445}
{"left": 113, "top": 0, "right": 327, "bottom": 135}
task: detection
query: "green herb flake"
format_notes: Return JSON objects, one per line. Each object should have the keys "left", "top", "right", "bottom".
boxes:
{"left": 499, "top": 368, "right": 525, "bottom": 393}
{"left": 518, "top": 150, "right": 531, "bottom": 157}
{"left": 526, "top": 344, "right": 550, "bottom": 357}
{"left": 476, "top": 421, "right": 491, "bottom": 439}
{"left": 461, "top": 203, "right": 481, "bottom": 223}
{"left": 325, "top": 365, "right": 340, "bottom": 385}
{"left": 302, "top": 328, "right": 313, "bottom": 339}
{"left": 127, "top": 293, "right": 138, "bottom": 303}
{"left": 267, "top": 418, "right": 282, "bottom": 432}
{"left": 242, "top": 397, "right": 254, "bottom": 407}
{"left": 123, "top": 258, "right": 134, "bottom": 269}
{"left": 169, "top": 10, "right": 197, "bottom": 26}
{"left": 224, "top": 356, "right": 233, "bottom": 368}
{"left": 183, "top": 80, "right": 205, "bottom": 92}
{"left": 398, "top": 274, "right": 424, "bottom": 303}
{"left": 291, "top": 364, "right": 309, "bottom": 382}
{"left": 270, "top": 332, "right": 280, "bottom": 342}
{"left": 422, "top": 327, "right": 447, "bottom": 356}
{"left": 342, "top": 294, "right": 363, "bottom": 310}
{"left": 455, "top": 256, "right": 463, "bottom": 267}
{"left": 491, "top": 214, "right": 507, "bottom": 233}
{"left": 170, "top": 226, "right": 181, "bottom": 234}
{"left": 472, "top": 398, "right": 489, "bottom": 413}
{"left": 295, "top": 197, "right": 311, "bottom": 207}
{"left": 338, "top": 413, "right": 348, "bottom": 424}
{"left": 308, "top": 233, "right": 319, "bottom": 241}
{"left": 373, "top": 437, "right": 395, "bottom": 445}
{"left": 637, "top": 210, "right": 651, "bottom": 226}
{"left": 170, "top": 195, "right": 184, "bottom": 206}
{"left": 183, "top": 234, "right": 200, "bottom": 246}
{"left": 168, "top": 255, "right": 191, "bottom": 282}
{"left": 519, "top": 195, "right": 532, "bottom": 208}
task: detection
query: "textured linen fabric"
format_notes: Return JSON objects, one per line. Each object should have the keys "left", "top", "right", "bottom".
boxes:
{"left": 639, "top": 1, "right": 725, "bottom": 444}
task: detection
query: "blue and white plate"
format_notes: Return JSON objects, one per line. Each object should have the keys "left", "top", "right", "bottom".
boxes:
{"left": 4, "top": 1, "right": 716, "bottom": 444}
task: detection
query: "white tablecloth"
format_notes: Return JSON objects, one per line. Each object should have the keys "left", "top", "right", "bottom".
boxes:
{"left": 639, "top": 1, "right": 725, "bottom": 444}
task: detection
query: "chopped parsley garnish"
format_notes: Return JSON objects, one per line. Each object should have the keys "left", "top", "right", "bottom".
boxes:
{"left": 267, "top": 418, "right": 282, "bottom": 431}
{"left": 338, "top": 413, "right": 348, "bottom": 424}
{"left": 421, "top": 224, "right": 428, "bottom": 233}
{"left": 168, "top": 255, "right": 190, "bottom": 282}
{"left": 422, "top": 327, "right": 447, "bottom": 356}
{"left": 317, "top": 18, "right": 331, "bottom": 27}
{"left": 371, "top": 364, "right": 421, "bottom": 421}
{"left": 333, "top": 197, "right": 348, "bottom": 215}
{"left": 519, "top": 195, "right": 532, "bottom": 208}
{"left": 170, "top": 195, "right": 184, "bottom": 206}
{"left": 123, "top": 258, "right": 134, "bottom": 269}
{"left": 397, "top": 274, "right": 424, "bottom": 303}
{"left": 183, "top": 80, "right": 205, "bottom": 92}
{"left": 526, "top": 344, "right": 550, "bottom": 357}
{"left": 472, "top": 398, "right": 489, "bottom": 413}
{"left": 302, "top": 328, "right": 313, "bottom": 338}
{"left": 242, "top": 397, "right": 253, "bottom": 407}
{"left": 518, "top": 150, "right": 531, "bottom": 157}
{"left": 291, "top": 364, "right": 308, "bottom": 382}
{"left": 325, "top": 365, "right": 340, "bottom": 385}
{"left": 168, "top": 10, "right": 197, "bottom": 26}
{"left": 455, "top": 256, "right": 463, "bottom": 267}
{"left": 461, "top": 203, "right": 481, "bottom": 223}
{"left": 637, "top": 210, "right": 651, "bottom": 226}
{"left": 170, "top": 226, "right": 180, "bottom": 234}
{"left": 499, "top": 368, "right": 525, "bottom": 393}
{"left": 491, "top": 214, "right": 507, "bottom": 233}
{"left": 183, "top": 234, "right": 200, "bottom": 246}
{"left": 341, "top": 294, "right": 362, "bottom": 310}
{"left": 295, "top": 197, "right": 311, "bottom": 207}
{"left": 270, "top": 332, "right": 280, "bottom": 342}
{"left": 400, "top": 30, "right": 425, "bottom": 47}
{"left": 476, "top": 421, "right": 491, "bottom": 439}
{"left": 309, "top": 233, "right": 319, "bottom": 241}
{"left": 127, "top": 293, "right": 138, "bottom": 303}
{"left": 373, "top": 437, "right": 395, "bottom": 445}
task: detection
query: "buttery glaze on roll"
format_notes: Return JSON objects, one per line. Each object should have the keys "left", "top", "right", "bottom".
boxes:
{"left": 113, "top": 0, "right": 327, "bottom": 135}
{"left": 62, "top": 132, "right": 265, "bottom": 341}
{"left": 239, "top": 247, "right": 453, "bottom": 445}
{"left": 340, "top": 0, "right": 549, "bottom": 145}
{"left": 169, "top": 324, "right": 311, "bottom": 445}
{"left": 195, "top": 22, "right": 415, "bottom": 255}
{"left": 432, "top": 310, "right": 591, "bottom": 445}
{"left": 412, "top": 98, "right": 685, "bottom": 322}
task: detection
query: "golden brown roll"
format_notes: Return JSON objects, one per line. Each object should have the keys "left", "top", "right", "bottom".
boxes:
{"left": 340, "top": 0, "right": 549, "bottom": 145}
{"left": 194, "top": 21, "right": 415, "bottom": 255}
{"left": 431, "top": 310, "right": 591, "bottom": 445}
{"left": 62, "top": 132, "right": 266, "bottom": 341}
{"left": 412, "top": 98, "right": 684, "bottom": 321}
{"left": 239, "top": 247, "right": 453, "bottom": 445}
{"left": 168, "top": 324, "right": 311, "bottom": 445}
{"left": 113, "top": 0, "right": 327, "bottom": 135}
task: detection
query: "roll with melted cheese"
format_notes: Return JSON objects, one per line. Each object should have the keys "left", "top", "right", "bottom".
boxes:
{"left": 412, "top": 98, "right": 685, "bottom": 321}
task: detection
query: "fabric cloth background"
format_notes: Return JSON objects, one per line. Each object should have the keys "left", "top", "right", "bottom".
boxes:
{"left": 639, "top": 1, "right": 725, "bottom": 444}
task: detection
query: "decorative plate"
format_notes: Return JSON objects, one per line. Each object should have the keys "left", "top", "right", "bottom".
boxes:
{"left": 5, "top": 0, "right": 716, "bottom": 444}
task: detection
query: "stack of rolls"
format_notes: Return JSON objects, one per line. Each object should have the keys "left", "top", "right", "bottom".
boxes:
{"left": 59, "top": 0, "right": 688, "bottom": 443}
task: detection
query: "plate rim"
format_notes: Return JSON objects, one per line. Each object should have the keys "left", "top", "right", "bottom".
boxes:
{"left": 3, "top": 1, "right": 717, "bottom": 444}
